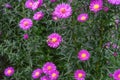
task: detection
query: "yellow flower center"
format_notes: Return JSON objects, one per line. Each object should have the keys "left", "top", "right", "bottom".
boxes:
{"left": 29, "top": 2, "right": 33, "bottom": 6}
{"left": 47, "top": 38, "right": 57, "bottom": 43}
{"left": 60, "top": 8, "right": 66, "bottom": 14}
{"left": 47, "top": 66, "right": 52, "bottom": 70}
{"left": 94, "top": 4, "right": 99, "bottom": 9}
{"left": 118, "top": 74, "right": 120, "bottom": 78}
{"left": 51, "top": 38, "right": 57, "bottom": 43}
{"left": 81, "top": 53, "right": 86, "bottom": 58}
{"left": 52, "top": 73, "right": 56, "bottom": 77}
{"left": 37, "top": 14, "right": 41, "bottom": 18}
{"left": 35, "top": 72, "right": 40, "bottom": 76}
{"left": 78, "top": 73, "right": 83, "bottom": 78}
{"left": 23, "top": 21, "right": 29, "bottom": 26}
{"left": 81, "top": 16, "right": 86, "bottom": 21}
{"left": 7, "top": 70, "right": 11, "bottom": 74}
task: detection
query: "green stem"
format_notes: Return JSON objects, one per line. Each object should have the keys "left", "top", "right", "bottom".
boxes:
{"left": 99, "top": 26, "right": 104, "bottom": 48}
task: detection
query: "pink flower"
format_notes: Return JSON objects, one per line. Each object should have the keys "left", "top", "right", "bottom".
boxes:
{"left": 89, "top": 0, "right": 103, "bottom": 13}
{"left": 74, "top": 70, "right": 86, "bottom": 80}
{"left": 113, "top": 69, "right": 120, "bottom": 80}
{"left": 32, "top": 0, "right": 43, "bottom": 11}
{"left": 50, "top": 0, "right": 57, "bottom": 2}
{"left": 33, "top": 11, "right": 44, "bottom": 20}
{"left": 42, "top": 62, "right": 56, "bottom": 74}
{"left": 109, "top": 73, "right": 113, "bottom": 78}
{"left": 52, "top": 11, "right": 59, "bottom": 21}
{"left": 49, "top": 70, "right": 59, "bottom": 80}
{"left": 113, "top": 52, "right": 118, "bottom": 57}
{"left": 103, "top": 6, "right": 109, "bottom": 12}
{"left": 40, "top": 76, "right": 50, "bottom": 80}
{"left": 103, "top": 42, "right": 111, "bottom": 48}
{"left": 115, "top": 19, "right": 119, "bottom": 24}
{"left": 52, "top": 16, "right": 59, "bottom": 21}
{"left": 78, "top": 49, "right": 90, "bottom": 61}
{"left": 112, "top": 43, "right": 117, "bottom": 49}
{"left": 4, "top": 3, "right": 12, "bottom": 9}
{"left": 4, "top": 67, "right": 14, "bottom": 77}
{"left": 25, "top": 0, "right": 34, "bottom": 9}
{"left": 32, "top": 68, "right": 42, "bottom": 79}
{"left": 53, "top": 3, "right": 72, "bottom": 18}
{"left": 23, "top": 34, "right": 29, "bottom": 40}
{"left": 47, "top": 33, "right": 62, "bottom": 48}
{"left": 77, "top": 13, "right": 89, "bottom": 22}
{"left": 108, "top": 0, "right": 120, "bottom": 5}
{"left": 19, "top": 18, "right": 33, "bottom": 30}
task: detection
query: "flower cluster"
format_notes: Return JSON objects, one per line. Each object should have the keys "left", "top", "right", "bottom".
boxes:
{"left": 19, "top": 0, "right": 113, "bottom": 41}
{"left": 25, "top": 0, "right": 43, "bottom": 10}
{"left": 4, "top": 49, "right": 90, "bottom": 79}
{"left": 108, "top": 0, "right": 120, "bottom": 5}
{"left": 32, "top": 62, "right": 59, "bottom": 80}
{"left": 19, "top": 0, "right": 44, "bottom": 40}
{"left": 3, "top": 0, "right": 120, "bottom": 79}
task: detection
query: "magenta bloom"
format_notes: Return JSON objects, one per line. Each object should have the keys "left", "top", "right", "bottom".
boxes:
{"left": 113, "top": 69, "right": 120, "bottom": 80}
{"left": 113, "top": 52, "right": 118, "bottom": 57}
{"left": 52, "top": 16, "right": 59, "bottom": 21}
{"left": 42, "top": 62, "right": 56, "bottom": 74}
{"left": 89, "top": 0, "right": 103, "bottom": 13}
{"left": 78, "top": 49, "right": 90, "bottom": 61}
{"left": 32, "top": 68, "right": 42, "bottom": 79}
{"left": 32, "top": 0, "right": 43, "bottom": 11}
{"left": 103, "top": 42, "right": 111, "bottom": 48}
{"left": 40, "top": 76, "right": 50, "bottom": 80}
{"left": 19, "top": 18, "right": 33, "bottom": 30}
{"left": 49, "top": 70, "right": 59, "bottom": 80}
{"left": 50, "top": 0, "right": 57, "bottom": 2}
{"left": 112, "top": 43, "right": 117, "bottom": 49}
{"left": 33, "top": 11, "right": 44, "bottom": 20}
{"left": 103, "top": 7, "right": 109, "bottom": 12}
{"left": 5, "top": 3, "right": 12, "bottom": 9}
{"left": 47, "top": 33, "right": 62, "bottom": 48}
{"left": 4, "top": 67, "right": 14, "bottom": 77}
{"left": 109, "top": 73, "right": 113, "bottom": 78}
{"left": 52, "top": 12, "right": 59, "bottom": 21}
{"left": 77, "top": 13, "right": 89, "bottom": 22}
{"left": 25, "top": 0, "right": 34, "bottom": 9}
{"left": 74, "top": 70, "right": 86, "bottom": 80}
{"left": 53, "top": 3, "right": 72, "bottom": 18}
{"left": 108, "top": 0, "right": 120, "bottom": 5}
{"left": 23, "top": 34, "right": 29, "bottom": 40}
